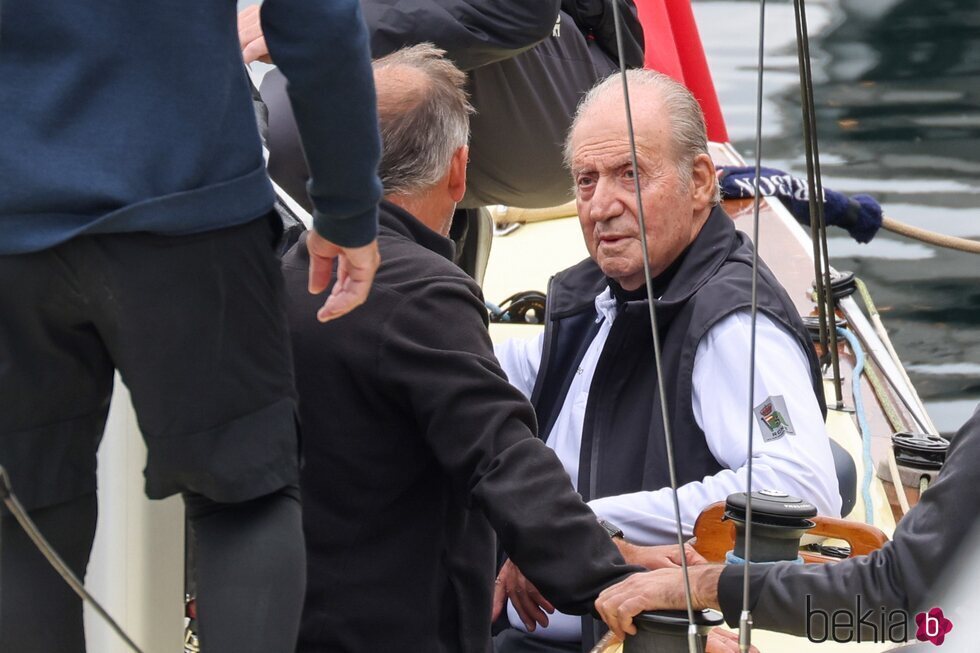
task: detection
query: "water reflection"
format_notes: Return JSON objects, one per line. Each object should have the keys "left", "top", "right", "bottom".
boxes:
{"left": 695, "top": 0, "right": 980, "bottom": 433}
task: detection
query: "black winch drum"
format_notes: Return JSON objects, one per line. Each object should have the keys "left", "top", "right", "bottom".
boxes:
{"left": 622, "top": 490, "right": 815, "bottom": 652}
{"left": 891, "top": 431, "right": 949, "bottom": 471}
{"left": 624, "top": 609, "right": 724, "bottom": 653}
{"left": 725, "top": 490, "right": 817, "bottom": 562}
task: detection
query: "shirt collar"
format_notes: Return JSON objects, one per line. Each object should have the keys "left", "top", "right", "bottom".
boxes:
{"left": 594, "top": 287, "right": 617, "bottom": 323}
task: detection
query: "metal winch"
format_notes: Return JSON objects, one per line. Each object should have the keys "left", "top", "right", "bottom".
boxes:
{"left": 723, "top": 489, "right": 818, "bottom": 563}
{"left": 887, "top": 431, "right": 949, "bottom": 490}
{"left": 624, "top": 609, "right": 724, "bottom": 653}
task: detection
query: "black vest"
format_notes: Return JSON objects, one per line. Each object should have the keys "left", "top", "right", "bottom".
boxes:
{"left": 530, "top": 206, "right": 826, "bottom": 504}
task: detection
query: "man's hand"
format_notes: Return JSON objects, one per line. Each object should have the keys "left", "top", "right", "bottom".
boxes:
{"left": 705, "top": 627, "right": 760, "bottom": 653}
{"left": 594, "top": 566, "right": 724, "bottom": 640}
{"left": 615, "top": 540, "right": 708, "bottom": 570}
{"left": 491, "top": 559, "right": 554, "bottom": 632}
{"left": 238, "top": 5, "right": 271, "bottom": 64}
{"left": 306, "top": 232, "right": 380, "bottom": 322}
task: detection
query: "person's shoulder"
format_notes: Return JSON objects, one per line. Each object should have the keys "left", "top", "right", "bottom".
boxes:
{"left": 694, "top": 242, "right": 788, "bottom": 313}
{"left": 371, "top": 230, "right": 491, "bottom": 326}
{"left": 548, "top": 257, "right": 606, "bottom": 315}
{"left": 686, "top": 262, "right": 752, "bottom": 314}
{"left": 554, "top": 256, "right": 602, "bottom": 282}
{"left": 380, "top": 229, "right": 477, "bottom": 289}
{"left": 700, "top": 310, "right": 793, "bottom": 347}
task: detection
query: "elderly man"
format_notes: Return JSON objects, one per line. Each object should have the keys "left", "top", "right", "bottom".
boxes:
{"left": 281, "top": 45, "right": 643, "bottom": 653}
{"left": 492, "top": 70, "right": 842, "bottom": 652}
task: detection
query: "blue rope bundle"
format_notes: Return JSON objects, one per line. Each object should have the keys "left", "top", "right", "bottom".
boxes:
{"left": 718, "top": 166, "right": 884, "bottom": 244}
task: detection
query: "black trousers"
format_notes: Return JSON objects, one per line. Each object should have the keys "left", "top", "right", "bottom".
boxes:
{"left": 0, "top": 488, "right": 305, "bottom": 652}
{"left": 0, "top": 216, "right": 304, "bottom": 651}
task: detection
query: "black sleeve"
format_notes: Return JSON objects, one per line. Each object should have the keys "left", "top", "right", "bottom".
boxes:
{"left": 717, "top": 407, "right": 980, "bottom": 637}
{"left": 561, "top": 0, "right": 644, "bottom": 68}
{"left": 260, "top": 0, "right": 381, "bottom": 246}
{"left": 363, "top": 0, "right": 561, "bottom": 71}
{"left": 378, "top": 276, "right": 639, "bottom": 614}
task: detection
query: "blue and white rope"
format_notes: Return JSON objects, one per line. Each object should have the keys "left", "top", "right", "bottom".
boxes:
{"left": 837, "top": 327, "right": 875, "bottom": 525}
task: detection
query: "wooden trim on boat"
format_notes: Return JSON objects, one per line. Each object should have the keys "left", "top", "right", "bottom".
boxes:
{"left": 691, "top": 501, "right": 890, "bottom": 564}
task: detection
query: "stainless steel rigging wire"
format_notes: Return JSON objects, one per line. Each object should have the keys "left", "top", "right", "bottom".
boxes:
{"left": 608, "top": 3, "right": 700, "bottom": 651}
{"left": 737, "top": 1, "right": 844, "bottom": 649}
{"left": 0, "top": 467, "right": 146, "bottom": 653}
{"left": 794, "top": 0, "right": 845, "bottom": 408}
{"left": 739, "top": 0, "right": 768, "bottom": 650}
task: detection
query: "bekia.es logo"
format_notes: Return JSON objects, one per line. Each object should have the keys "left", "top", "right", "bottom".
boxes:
{"left": 806, "top": 596, "right": 953, "bottom": 646}
{"left": 915, "top": 607, "right": 953, "bottom": 646}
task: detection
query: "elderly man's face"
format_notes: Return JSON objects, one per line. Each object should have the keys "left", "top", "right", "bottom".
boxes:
{"left": 569, "top": 94, "right": 713, "bottom": 291}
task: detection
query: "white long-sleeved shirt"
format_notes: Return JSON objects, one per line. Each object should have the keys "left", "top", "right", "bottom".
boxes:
{"left": 496, "top": 287, "right": 841, "bottom": 639}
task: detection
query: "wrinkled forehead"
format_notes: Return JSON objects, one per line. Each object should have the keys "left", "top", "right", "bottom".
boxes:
{"left": 569, "top": 89, "right": 673, "bottom": 168}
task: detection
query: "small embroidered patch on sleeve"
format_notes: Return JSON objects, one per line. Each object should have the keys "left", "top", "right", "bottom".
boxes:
{"left": 754, "top": 395, "right": 796, "bottom": 442}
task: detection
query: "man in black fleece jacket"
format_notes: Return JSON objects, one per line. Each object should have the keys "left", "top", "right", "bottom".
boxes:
{"left": 282, "top": 45, "right": 642, "bottom": 653}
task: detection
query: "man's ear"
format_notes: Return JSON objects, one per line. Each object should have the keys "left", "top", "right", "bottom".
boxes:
{"left": 448, "top": 145, "right": 468, "bottom": 203}
{"left": 690, "top": 153, "right": 717, "bottom": 210}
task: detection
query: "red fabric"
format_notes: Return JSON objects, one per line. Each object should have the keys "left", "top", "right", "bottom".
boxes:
{"left": 632, "top": 0, "right": 730, "bottom": 142}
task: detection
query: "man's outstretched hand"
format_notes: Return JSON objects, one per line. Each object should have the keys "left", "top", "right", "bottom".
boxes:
{"left": 596, "top": 567, "right": 756, "bottom": 652}
{"left": 594, "top": 566, "right": 724, "bottom": 640}
{"left": 307, "top": 232, "right": 380, "bottom": 322}
{"left": 615, "top": 540, "right": 707, "bottom": 570}
{"left": 704, "top": 628, "right": 760, "bottom": 653}
{"left": 238, "top": 5, "right": 271, "bottom": 64}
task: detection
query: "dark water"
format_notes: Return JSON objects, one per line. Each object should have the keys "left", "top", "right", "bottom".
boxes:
{"left": 695, "top": 0, "right": 980, "bottom": 435}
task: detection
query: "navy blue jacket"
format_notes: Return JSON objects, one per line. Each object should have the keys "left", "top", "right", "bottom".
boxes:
{"left": 0, "top": 0, "right": 381, "bottom": 255}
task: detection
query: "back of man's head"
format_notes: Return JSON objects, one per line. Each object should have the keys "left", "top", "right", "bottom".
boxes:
{"left": 373, "top": 44, "right": 473, "bottom": 199}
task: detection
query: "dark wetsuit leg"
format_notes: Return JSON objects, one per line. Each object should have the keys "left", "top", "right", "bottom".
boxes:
{"left": 0, "top": 492, "right": 98, "bottom": 653}
{"left": 185, "top": 486, "right": 305, "bottom": 653}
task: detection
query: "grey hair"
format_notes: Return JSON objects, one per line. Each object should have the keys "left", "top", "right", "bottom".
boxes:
{"left": 372, "top": 44, "right": 474, "bottom": 197}
{"left": 564, "top": 69, "right": 721, "bottom": 204}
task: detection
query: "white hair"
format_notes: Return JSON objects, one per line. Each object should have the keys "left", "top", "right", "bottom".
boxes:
{"left": 564, "top": 69, "right": 721, "bottom": 204}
